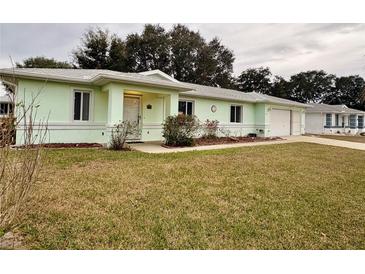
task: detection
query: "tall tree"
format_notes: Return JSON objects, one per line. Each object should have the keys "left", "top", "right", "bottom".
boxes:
{"left": 288, "top": 70, "right": 336, "bottom": 103}
{"left": 73, "top": 28, "right": 111, "bottom": 69}
{"left": 206, "top": 38, "right": 235, "bottom": 88}
{"left": 125, "top": 24, "right": 171, "bottom": 73}
{"left": 16, "top": 56, "right": 71, "bottom": 68}
{"left": 270, "top": 76, "right": 291, "bottom": 99}
{"left": 169, "top": 24, "right": 205, "bottom": 83}
{"left": 108, "top": 35, "right": 128, "bottom": 72}
{"left": 236, "top": 67, "right": 272, "bottom": 94}
{"left": 323, "top": 75, "right": 365, "bottom": 110}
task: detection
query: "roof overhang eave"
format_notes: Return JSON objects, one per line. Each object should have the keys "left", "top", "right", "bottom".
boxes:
{"left": 262, "top": 99, "right": 311, "bottom": 108}
{"left": 0, "top": 70, "right": 194, "bottom": 92}
{"left": 180, "top": 92, "right": 259, "bottom": 103}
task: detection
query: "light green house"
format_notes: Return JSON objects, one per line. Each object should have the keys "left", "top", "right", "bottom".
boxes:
{"left": 0, "top": 68, "right": 309, "bottom": 146}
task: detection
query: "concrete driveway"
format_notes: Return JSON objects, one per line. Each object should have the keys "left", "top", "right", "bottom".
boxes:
{"left": 129, "top": 136, "right": 365, "bottom": 154}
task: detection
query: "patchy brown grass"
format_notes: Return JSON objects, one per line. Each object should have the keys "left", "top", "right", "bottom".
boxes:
{"left": 316, "top": 134, "right": 365, "bottom": 144}
{"left": 16, "top": 143, "right": 365, "bottom": 249}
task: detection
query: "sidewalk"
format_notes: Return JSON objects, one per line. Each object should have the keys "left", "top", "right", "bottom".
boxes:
{"left": 129, "top": 136, "right": 365, "bottom": 154}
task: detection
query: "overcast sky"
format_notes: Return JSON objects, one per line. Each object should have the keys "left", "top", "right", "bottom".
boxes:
{"left": 1, "top": 23, "right": 365, "bottom": 79}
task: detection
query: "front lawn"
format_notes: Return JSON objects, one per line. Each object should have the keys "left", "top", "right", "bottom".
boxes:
{"left": 18, "top": 143, "right": 365, "bottom": 249}
{"left": 317, "top": 134, "right": 365, "bottom": 143}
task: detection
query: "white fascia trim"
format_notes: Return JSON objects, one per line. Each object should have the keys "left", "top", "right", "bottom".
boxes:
{"left": 139, "top": 70, "right": 180, "bottom": 83}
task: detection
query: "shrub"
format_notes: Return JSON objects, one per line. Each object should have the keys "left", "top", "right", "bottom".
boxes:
{"left": 162, "top": 114, "right": 200, "bottom": 146}
{"left": 1, "top": 91, "right": 47, "bottom": 231}
{"left": 109, "top": 121, "right": 140, "bottom": 150}
{"left": 201, "top": 119, "right": 219, "bottom": 139}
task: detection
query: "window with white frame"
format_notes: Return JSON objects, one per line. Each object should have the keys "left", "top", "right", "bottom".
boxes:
{"left": 230, "top": 105, "right": 242, "bottom": 123}
{"left": 0, "top": 103, "right": 12, "bottom": 115}
{"left": 349, "top": 115, "right": 356, "bottom": 128}
{"left": 73, "top": 90, "right": 90, "bottom": 121}
{"left": 358, "top": 115, "right": 364, "bottom": 128}
{"left": 325, "top": 113, "right": 332, "bottom": 127}
{"left": 178, "top": 100, "right": 194, "bottom": 116}
{"left": 335, "top": 114, "right": 339, "bottom": 126}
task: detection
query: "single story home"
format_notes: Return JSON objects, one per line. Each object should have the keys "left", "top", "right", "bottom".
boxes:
{"left": 305, "top": 103, "right": 365, "bottom": 135}
{"left": 0, "top": 68, "right": 309, "bottom": 146}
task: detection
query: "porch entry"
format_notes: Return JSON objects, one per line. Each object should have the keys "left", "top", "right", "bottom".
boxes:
{"left": 123, "top": 95, "right": 142, "bottom": 140}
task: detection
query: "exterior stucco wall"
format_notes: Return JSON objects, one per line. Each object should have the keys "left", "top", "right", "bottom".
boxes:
{"left": 14, "top": 78, "right": 307, "bottom": 145}
{"left": 180, "top": 95, "right": 257, "bottom": 137}
{"left": 15, "top": 79, "right": 181, "bottom": 145}
{"left": 15, "top": 79, "right": 109, "bottom": 145}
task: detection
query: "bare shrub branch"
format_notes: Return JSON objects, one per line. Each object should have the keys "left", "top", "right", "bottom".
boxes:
{"left": 0, "top": 63, "right": 48, "bottom": 231}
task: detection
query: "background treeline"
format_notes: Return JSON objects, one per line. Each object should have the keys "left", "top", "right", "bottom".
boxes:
{"left": 15, "top": 24, "right": 365, "bottom": 110}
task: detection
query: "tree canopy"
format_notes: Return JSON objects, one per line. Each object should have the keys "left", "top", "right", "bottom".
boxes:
{"left": 16, "top": 56, "right": 71, "bottom": 69}
{"left": 16, "top": 24, "right": 365, "bottom": 110}
{"left": 71, "top": 24, "right": 235, "bottom": 88}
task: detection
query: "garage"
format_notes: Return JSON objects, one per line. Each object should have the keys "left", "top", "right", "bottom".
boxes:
{"left": 270, "top": 109, "right": 291, "bottom": 136}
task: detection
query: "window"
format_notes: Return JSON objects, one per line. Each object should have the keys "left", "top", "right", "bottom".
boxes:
{"left": 0, "top": 103, "right": 8, "bottom": 115}
{"left": 335, "top": 114, "right": 339, "bottom": 126}
{"left": 73, "top": 90, "right": 90, "bottom": 121}
{"left": 325, "top": 113, "right": 332, "bottom": 127}
{"left": 178, "top": 100, "right": 194, "bottom": 116}
{"left": 230, "top": 105, "right": 242, "bottom": 123}
{"left": 349, "top": 114, "right": 356, "bottom": 128}
{"left": 358, "top": 115, "right": 364, "bottom": 128}
{"left": 0, "top": 103, "right": 12, "bottom": 115}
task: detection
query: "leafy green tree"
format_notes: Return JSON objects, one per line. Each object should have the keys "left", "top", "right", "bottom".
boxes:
{"left": 323, "top": 75, "right": 365, "bottom": 110}
{"left": 16, "top": 56, "right": 71, "bottom": 68}
{"left": 108, "top": 35, "right": 128, "bottom": 72}
{"left": 73, "top": 28, "right": 111, "bottom": 69}
{"left": 72, "top": 25, "right": 235, "bottom": 88}
{"left": 288, "top": 70, "right": 336, "bottom": 103}
{"left": 205, "top": 38, "right": 235, "bottom": 88}
{"left": 236, "top": 67, "right": 272, "bottom": 94}
{"left": 125, "top": 24, "right": 171, "bottom": 73}
{"left": 270, "top": 76, "right": 291, "bottom": 99}
{"left": 169, "top": 24, "right": 205, "bottom": 83}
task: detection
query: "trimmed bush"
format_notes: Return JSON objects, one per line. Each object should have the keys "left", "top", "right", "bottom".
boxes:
{"left": 162, "top": 114, "right": 200, "bottom": 146}
{"left": 201, "top": 119, "right": 219, "bottom": 139}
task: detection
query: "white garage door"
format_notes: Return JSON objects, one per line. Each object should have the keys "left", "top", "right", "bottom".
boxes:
{"left": 291, "top": 111, "right": 301, "bottom": 135}
{"left": 270, "top": 109, "right": 290, "bottom": 136}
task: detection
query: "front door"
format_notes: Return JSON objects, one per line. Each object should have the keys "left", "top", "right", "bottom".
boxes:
{"left": 123, "top": 96, "right": 141, "bottom": 140}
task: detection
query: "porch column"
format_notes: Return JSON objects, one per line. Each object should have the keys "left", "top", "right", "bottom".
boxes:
{"left": 166, "top": 93, "right": 179, "bottom": 116}
{"left": 107, "top": 84, "right": 124, "bottom": 127}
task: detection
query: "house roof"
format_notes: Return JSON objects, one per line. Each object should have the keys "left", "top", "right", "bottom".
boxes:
{"left": 0, "top": 68, "right": 310, "bottom": 108}
{"left": 306, "top": 103, "right": 365, "bottom": 114}
{"left": 0, "top": 68, "right": 193, "bottom": 92}
{"left": 180, "top": 83, "right": 309, "bottom": 107}
{"left": 0, "top": 94, "right": 12, "bottom": 103}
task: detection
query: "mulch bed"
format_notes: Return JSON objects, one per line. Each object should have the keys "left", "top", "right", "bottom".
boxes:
{"left": 163, "top": 136, "right": 283, "bottom": 148}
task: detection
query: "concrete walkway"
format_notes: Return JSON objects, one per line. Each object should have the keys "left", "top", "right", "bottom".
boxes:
{"left": 129, "top": 136, "right": 365, "bottom": 154}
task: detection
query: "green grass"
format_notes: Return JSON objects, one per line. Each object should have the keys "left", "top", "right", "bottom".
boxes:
{"left": 17, "top": 143, "right": 365, "bottom": 249}
{"left": 317, "top": 134, "right": 365, "bottom": 143}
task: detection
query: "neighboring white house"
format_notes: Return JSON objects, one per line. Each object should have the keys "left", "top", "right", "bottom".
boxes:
{"left": 0, "top": 94, "right": 13, "bottom": 118}
{"left": 305, "top": 103, "right": 365, "bottom": 135}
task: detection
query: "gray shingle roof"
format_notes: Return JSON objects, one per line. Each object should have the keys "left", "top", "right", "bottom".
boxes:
{"left": 306, "top": 103, "right": 365, "bottom": 114}
{"left": 0, "top": 68, "right": 193, "bottom": 91}
{"left": 180, "top": 82, "right": 309, "bottom": 107}
{"left": 0, "top": 68, "right": 310, "bottom": 107}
